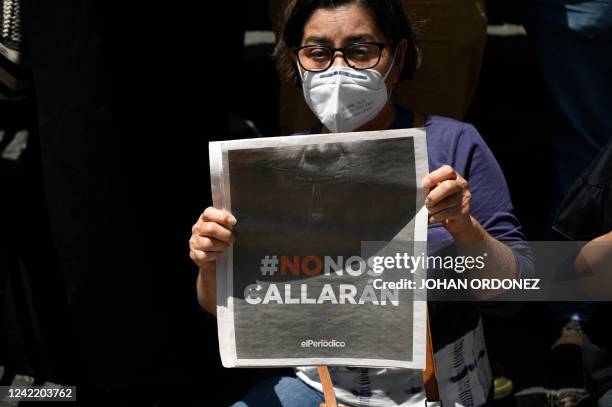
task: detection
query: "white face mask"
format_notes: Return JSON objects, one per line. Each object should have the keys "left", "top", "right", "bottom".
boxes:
{"left": 299, "top": 51, "right": 396, "bottom": 133}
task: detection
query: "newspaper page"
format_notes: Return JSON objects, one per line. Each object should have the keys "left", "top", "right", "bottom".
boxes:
{"left": 209, "top": 128, "right": 429, "bottom": 369}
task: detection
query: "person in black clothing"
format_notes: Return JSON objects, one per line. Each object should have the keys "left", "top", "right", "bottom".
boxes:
{"left": 19, "top": 1, "right": 261, "bottom": 405}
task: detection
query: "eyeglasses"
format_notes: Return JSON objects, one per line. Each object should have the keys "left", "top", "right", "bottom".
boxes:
{"left": 296, "top": 42, "right": 386, "bottom": 72}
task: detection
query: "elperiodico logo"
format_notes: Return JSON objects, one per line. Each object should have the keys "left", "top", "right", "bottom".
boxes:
{"left": 300, "top": 339, "right": 346, "bottom": 348}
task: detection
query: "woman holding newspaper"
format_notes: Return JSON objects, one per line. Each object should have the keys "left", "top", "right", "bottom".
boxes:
{"left": 189, "top": 0, "right": 532, "bottom": 406}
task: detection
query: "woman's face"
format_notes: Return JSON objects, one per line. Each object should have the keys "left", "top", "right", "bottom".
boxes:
{"left": 301, "top": 3, "right": 403, "bottom": 90}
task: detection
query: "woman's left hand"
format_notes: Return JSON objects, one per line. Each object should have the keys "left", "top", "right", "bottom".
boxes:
{"left": 423, "top": 165, "right": 473, "bottom": 236}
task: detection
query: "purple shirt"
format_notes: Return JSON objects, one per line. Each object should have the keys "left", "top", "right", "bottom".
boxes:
{"left": 294, "top": 107, "right": 533, "bottom": 405}
{"left": 298, "top": 106, "right": 533, "bottom": 347}
{"left": 393, "top": 108, "right": 527, "bottom": 245}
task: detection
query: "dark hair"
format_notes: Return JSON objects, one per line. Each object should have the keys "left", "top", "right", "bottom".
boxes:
{"left": 273, "top": 0, "right": 421, "bottom": 86}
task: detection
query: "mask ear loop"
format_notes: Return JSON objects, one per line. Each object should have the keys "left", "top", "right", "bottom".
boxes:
{"left": 381, "top": 46, "right": 399, "bottom": 98}
{"left": 382, "top": 46, "right": 398, "bottom": 81}
{"left": 296, "top": 60, "right": 308, "bottom": 83}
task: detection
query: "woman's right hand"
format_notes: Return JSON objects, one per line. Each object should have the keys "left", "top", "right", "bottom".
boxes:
{"left": 189, "top": 206, "right": 236, "bottom": 269}
{"left": 190, "top": 206, "right": 237, "bottom": 314}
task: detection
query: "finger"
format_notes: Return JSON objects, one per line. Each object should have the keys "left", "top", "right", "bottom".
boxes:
{"left": 422, "top": 165, "right": 456, "bottom": 189}
{"left": 428, "top": 190, "right": 471, "bottom": 223}
{"left": 192, "top": 221, "right": 234, "bottom": 243}
{"left": 202, "top": 206, "right": 237, "bottom": 227}
{"left": 190, "top": 249, "right": 222, "bottom": 264}
{"left": 428, "top": 204, "right": 463, "bottom": 224}
{"left": 425, "top": 179, "right": 466, "bottom": 207}
{"left": 427, "top": 192, "right": 463, "bottom": 214}
{"left": 189, "top": 235, "right": 230, "bottom": 252}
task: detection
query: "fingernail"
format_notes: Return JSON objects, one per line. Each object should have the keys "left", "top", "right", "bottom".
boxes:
{"left": 228, "top": 215, "right": 237, "bottom": 225}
